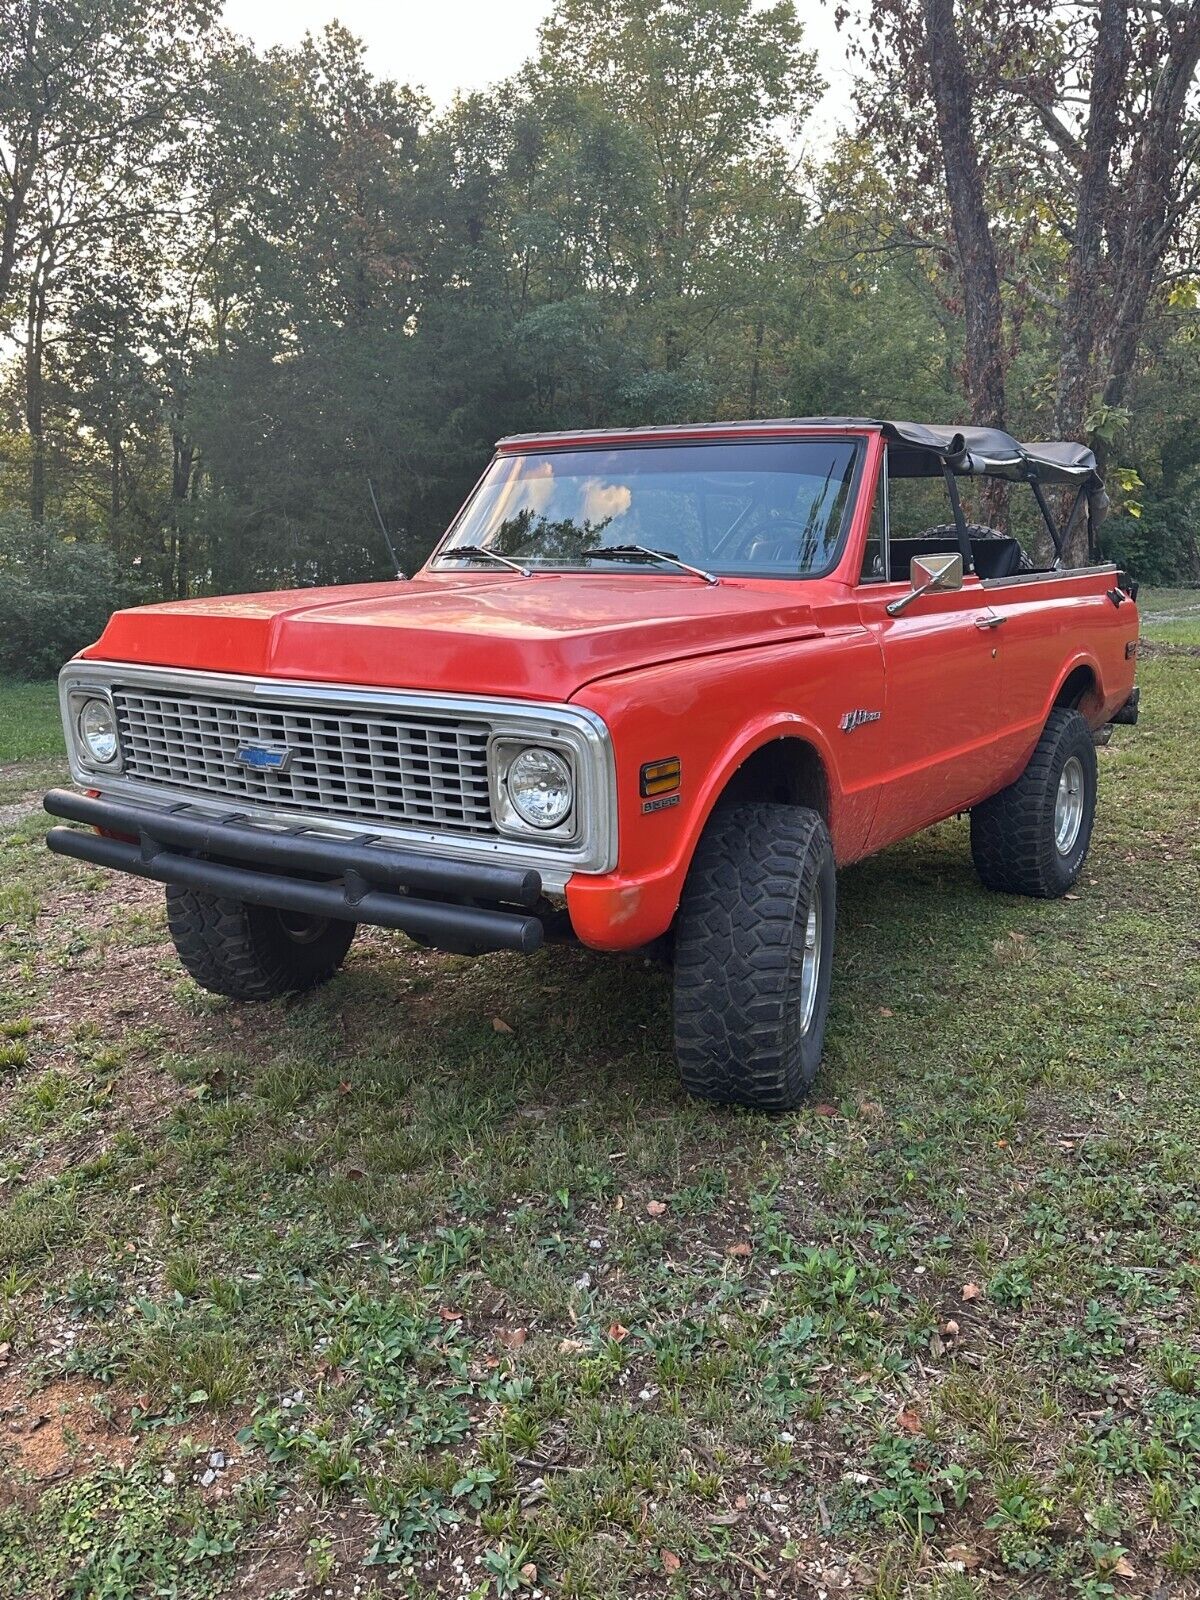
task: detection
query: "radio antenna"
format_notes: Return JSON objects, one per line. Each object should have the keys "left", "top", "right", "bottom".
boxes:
{"left": 367, "top": 478, "right": 406, "bottom": 579}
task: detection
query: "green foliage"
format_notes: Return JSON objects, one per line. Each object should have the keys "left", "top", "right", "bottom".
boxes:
{"left": 0, "top": 516, "right": 147, "bottom": 678}
{"left": 0, "top": 0, "right": 1190, "bottom": 594}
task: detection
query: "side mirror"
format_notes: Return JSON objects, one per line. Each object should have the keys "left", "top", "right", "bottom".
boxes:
{"left": 886, "top": 550, "right": 963, "bottom": 617}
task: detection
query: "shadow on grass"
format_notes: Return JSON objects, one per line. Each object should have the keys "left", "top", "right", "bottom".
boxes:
{"left": 218, "top": 816, "right": 1009, "bottom": 1124}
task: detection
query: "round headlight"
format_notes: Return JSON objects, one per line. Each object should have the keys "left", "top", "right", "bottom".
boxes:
{"left": 506, "top": 746, "right": 573, "bottom": 830}
{"left": 78, "top": 697, "right": 119, "bottom": 765}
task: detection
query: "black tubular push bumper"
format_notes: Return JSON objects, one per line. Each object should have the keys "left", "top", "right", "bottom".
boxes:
{"left": 43, "top": 790, "right": 545, "bottom": 955}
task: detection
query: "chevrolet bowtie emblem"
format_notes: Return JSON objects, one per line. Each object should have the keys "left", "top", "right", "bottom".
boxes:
{"left": 839, "top": 709, "right": 882, "bottom": 733}
{"left": 235, "top": 742, "right": 295, "bottom": 773}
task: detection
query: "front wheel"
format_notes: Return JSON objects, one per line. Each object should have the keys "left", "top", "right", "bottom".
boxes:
{"left": 165, "top": 888, "right": 356, "bottom": 999}
{"left": 672, "top": 803, "right": 836, "bottom": 1111}
{"left": 970, "top": 708, "right": 1098, "bottom": 897}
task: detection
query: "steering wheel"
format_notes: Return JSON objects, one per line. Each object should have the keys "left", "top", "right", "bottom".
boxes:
{"left": 733, "top": 518, "right": 816, "bottom": 569}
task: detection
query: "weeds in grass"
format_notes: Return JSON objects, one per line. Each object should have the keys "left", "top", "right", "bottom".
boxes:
{"left": 0, "top": 637, "right": 1198, "bottom": 1592}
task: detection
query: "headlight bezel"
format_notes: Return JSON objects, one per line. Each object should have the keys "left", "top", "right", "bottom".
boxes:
{"left": 69, "top": 688, "right": 123, "bottom": 771}
{"left": 489, "top": 736, "right": 579, "bottom": 841}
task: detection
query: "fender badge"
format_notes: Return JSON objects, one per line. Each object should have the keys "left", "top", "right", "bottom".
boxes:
{"left": 236, "top": 742, "right": 295, "bottom": 773}
{"left": 642, "top": 793, "right": 681, "bottom": 814}
{"left": 839, "top": 709, "right": 882, "bottom": 733}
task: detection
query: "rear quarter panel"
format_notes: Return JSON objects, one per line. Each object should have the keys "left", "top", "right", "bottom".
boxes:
{"left": 986, "top": 569, "right": 1138, "bottom": 790}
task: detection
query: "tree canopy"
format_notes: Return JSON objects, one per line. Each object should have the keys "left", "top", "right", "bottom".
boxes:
{"left": 0, "top": 0, "right": 1196, "bottom": 673}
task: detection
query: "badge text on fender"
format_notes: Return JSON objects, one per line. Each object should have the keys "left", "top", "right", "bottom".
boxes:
{"left": 839, "top": 709, "right": 882, "bottom": 733}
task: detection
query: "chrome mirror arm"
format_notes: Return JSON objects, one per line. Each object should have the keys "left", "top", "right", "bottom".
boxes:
{"left": 887, "top": 577, "right": 939, "bottom": 617}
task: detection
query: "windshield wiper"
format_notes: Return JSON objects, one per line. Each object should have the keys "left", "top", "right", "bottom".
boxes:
{"left": 434, "top": 544, "right": 531, "bottom": 577}
{"left": 580, "top": 544, "right": 718, "bottom": 585}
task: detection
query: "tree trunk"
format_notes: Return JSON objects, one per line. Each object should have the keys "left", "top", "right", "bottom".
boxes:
{"left": 110, "top": 426, "right": 123, "bottom": 540}
{"left": 1054, "top": 0, "right": 1200, "bottom": 564}
{"left": 171, "top": 431, "right": 195, "bottom": 598}
{"left": 24, "top": 248, "right": 50, "bottom": 523}
{"left": 1054, "top": 0, "right": 1129, "bottom": 460}
{"left": 922, "top": 0, "right": 1007, "bottom": 432}
{"left": 748, "top": 317, "right": 764, "bottom": 416}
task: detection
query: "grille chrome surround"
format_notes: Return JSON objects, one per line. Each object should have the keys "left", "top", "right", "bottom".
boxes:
{"left": 113, "top": 687, "right": 498, "bottom": 837}
{"left": 58, "top": 663, "right": 617, "bottom": 887}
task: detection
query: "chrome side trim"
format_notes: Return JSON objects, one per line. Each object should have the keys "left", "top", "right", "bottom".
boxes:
{"left": 57, "top": 661, "right": 618, "bottom": 891}
{"left": 981, "top": 563, "right": 1118, "bottom": 590}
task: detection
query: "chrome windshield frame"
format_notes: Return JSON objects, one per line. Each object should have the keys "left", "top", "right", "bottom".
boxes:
{"left": 426, "top": 435, "right": 867, "bottom": 583}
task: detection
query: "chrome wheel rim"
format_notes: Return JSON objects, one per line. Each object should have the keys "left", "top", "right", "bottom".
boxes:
{"left": 798, "top": 886, "right": 822, "bottom": 1034}
{"left": 1054, "top": 756, "right": 1085, "bottom": 855}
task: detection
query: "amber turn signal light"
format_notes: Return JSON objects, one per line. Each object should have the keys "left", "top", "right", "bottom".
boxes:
{"left": 640, "top": 757, "right": 681, "bottom": 798}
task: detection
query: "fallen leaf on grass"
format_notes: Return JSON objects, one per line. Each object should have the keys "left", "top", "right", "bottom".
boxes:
{"left": 961, "top": 1282, "right": 982, "bottom": 1302}
{"left": 813, "top": 1102, "right": 838, "bottom": 1117}
{"left": 1111, "top": 1556, "right": 1136, "bottom": 1579}
{"left": 337, "top": 1079, "right": 352, "bottom": 1096}
{"left": 491, "top": 1017, "right": 513, "bottom": 1034}
{"left": 646, "top": 1200, "right": 668, "bottom": 1217}
{"left": 726, "top": 1241, "right": 752, "bottom": 1258}
{"left": 607, "top": 1322, "right": 629, "bottom": 1343}
{"left": 945, "top": 1545, "right": 980, "bottom": 1570}
{"left": 558, "top": 1338, "right": 586, "bottom": 1354}
{"left": 496, "top": 1327, "right": 527, "bottom": 1350}
{"left": 896, "top": 1406, "right": 923, "bottom": 1434}
{"left": 878, "top": 1006, "right": 894, "bottom": 1017}
{"left": 438, "top": 1307, "right": 463, "bottom": 1322}
{"left": 520, "top": 1563, "right": 538, "bottom": 1583}
{"left": 660, "top": 1549, "right": 681, "bottom": 1574}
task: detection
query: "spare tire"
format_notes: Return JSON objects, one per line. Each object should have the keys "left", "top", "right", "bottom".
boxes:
{"left": 917, "top": 522, "right": 1035, "bottom": 573}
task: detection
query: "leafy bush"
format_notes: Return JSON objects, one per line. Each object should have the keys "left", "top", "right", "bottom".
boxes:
{"left": 0, "top": 516, "right": 148, "bottom": 679}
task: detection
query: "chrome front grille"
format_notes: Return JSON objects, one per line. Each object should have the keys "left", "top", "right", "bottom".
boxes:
{"left": 111, "top": 686, "right": 497, "bottom": 836}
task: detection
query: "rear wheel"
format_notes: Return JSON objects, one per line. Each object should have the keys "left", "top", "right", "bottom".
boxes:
{"left": 970, "top": 708, "right": 1098, "bottom": 897}
{"left": 672, "top": 803, "right": 836, "bottom": 1111}
{"left": 165, "top": 888, "right": 356, "bottom": 999}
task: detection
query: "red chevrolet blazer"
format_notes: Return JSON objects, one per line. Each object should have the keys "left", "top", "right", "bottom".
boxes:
{"left": 47, "top": 419, "right": 1139, "bottom": 1108}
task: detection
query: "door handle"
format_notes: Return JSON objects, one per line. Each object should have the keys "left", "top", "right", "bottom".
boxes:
{"left": 974, "top": 614, "right": 1006, "bottom": 630}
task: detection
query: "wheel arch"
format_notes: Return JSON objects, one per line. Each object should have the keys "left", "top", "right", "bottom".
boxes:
{"left": 1049, "top": 653, "right": 1104, "bottom": 723}
{"left": 675, "top": 719, "right": 845, "bottom": 893}
{"left": 713, "top": 728, "right": 832, "bottom": 821}
{"left": 565, "top": 709, "right": 863, "bottom": 953}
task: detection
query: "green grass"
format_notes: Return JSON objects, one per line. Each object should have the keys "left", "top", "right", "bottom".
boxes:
{"left": 1137, "top": 585, "right": 1200, "bottom": 623}
{"left": 0, "top": 678, "right": 61, "bottom": 764}
{"left": 0, "top": 598, "right": 1196, "bottom": 1597}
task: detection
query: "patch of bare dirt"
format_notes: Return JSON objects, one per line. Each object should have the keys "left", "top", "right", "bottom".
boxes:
{"left": 0, "top": 1375, "right": 134, "bottom": 1492}
{"left": 1139, "top": 639, "right": 1200, "bottom": 658}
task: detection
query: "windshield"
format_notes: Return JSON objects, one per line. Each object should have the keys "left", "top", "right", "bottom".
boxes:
{"left": 435, "top": 439, "right": 862, "bottom": 577}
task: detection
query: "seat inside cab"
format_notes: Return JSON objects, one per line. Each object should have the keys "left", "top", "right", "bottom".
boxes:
{"left": 887, "top": 535, "right": 1024, "bottom": 581}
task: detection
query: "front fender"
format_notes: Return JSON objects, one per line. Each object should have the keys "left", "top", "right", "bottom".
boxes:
{"left": 565, "top": 631, "right": 883, "bottom": 950}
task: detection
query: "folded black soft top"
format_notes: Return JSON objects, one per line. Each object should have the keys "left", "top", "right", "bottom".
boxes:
{"left": 498, "top": 418, "right": 1104, "bottom": 489}
{"left": 874, "top": 421, "right": 1102, "bottom": 487}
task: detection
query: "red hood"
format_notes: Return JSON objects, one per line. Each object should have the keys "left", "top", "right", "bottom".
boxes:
{"left": 83, "top": 571, "right": 823, "bottom": 700}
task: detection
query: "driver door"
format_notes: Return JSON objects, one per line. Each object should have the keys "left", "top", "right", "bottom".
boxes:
{"left": 858, "top": 583, "right": 1005, "bottom": 850}
{"left": 856, "top": 462, "right": 1007, "bottom": 851}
